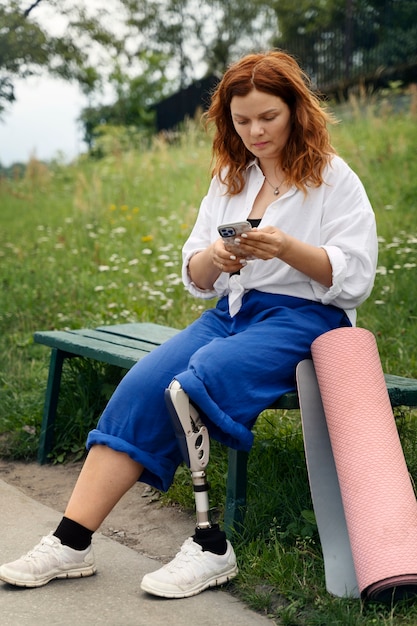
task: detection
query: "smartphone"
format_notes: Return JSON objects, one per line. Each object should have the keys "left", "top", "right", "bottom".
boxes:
{"left": 217, "top": 221, "right": 252, "bottom": 256}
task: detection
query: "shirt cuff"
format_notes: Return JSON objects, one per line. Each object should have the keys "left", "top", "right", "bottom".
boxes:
{"left": 311, "top": 245, "right": 347, "bottom": 304}
{"left": 182, "top": 250, "right": 219, "bottom": 299}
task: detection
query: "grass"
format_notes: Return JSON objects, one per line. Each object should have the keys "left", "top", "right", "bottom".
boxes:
{"left": 1, "top": 92, "right": 417, "bottom": 623}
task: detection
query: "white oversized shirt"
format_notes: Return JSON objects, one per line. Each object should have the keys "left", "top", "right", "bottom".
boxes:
{"left": 182, "top": 156, "right": 378, "bottom": 325}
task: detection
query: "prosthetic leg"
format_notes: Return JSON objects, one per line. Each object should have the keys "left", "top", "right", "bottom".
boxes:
{"left": 165, "top": 380, "right": 211, "bottom": 529}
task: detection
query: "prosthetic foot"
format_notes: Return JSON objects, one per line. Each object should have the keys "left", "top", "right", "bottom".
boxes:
{"left": 165, "top": 380, "right": 211, "bottom": 529}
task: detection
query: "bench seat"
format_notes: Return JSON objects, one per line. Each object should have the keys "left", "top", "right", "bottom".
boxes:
{"left": 34, "top": 322, "right": 417, "bottom": 536}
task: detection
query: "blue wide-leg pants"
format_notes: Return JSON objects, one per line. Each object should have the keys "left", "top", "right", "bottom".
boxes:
{"left": 87, "top": 291, "right": 350, "bottom": 491}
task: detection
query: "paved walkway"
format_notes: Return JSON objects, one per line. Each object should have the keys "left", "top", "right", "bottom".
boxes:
{"left": 1, "top": 480, "right": 273, "bottom": 626}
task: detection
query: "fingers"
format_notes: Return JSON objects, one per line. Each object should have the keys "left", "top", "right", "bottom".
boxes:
{"left": 239, "top": 228, "right": 283, "bottom": 260}
{"left": 217, "top": 258, "right": 243, "bottom": 272}
{"left": 214, "top": 238, "right": 251, "bottom": 272}
{"left": 216, "top": 253, "right": 247, "bottom": 273}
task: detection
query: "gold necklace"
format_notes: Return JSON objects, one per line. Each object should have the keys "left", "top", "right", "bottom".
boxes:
{"left": 264, "top": 176, "right": 285, "bottom": 196}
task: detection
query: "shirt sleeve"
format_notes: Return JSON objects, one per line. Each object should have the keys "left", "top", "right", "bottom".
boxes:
{"left": 181, "top": 177, "right": 229, "bottom": 299}
{"left": 309, "top": 161, "right": 378, "bottom": 310}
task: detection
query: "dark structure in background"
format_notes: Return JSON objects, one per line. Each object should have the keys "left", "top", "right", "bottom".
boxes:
{"left": 280, "top": 0, "right": 417, "bottom": 100}
{"left": 155, "top": 0, "right": 417, "bottom": 132}
{"left": 154, "top": 74, "right": 219, "bottom": 133}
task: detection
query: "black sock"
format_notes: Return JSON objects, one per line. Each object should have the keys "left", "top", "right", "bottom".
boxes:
{"left": 53, "top": 516, "right": 94, "bottom": 551}
{"left": 192, "top": 524, "right": 227, "bottom": 555}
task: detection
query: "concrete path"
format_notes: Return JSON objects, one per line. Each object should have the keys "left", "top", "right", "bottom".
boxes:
{"left": 0, "top": 480, "right": 272, "bottom": 625}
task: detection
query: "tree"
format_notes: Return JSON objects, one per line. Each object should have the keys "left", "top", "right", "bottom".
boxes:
{"left": 0, "top": 1, "right": 51, "bottom": 111}
{"left": 79, "top": 0, "right": 278, "bottom": 146}
{"left": 119, "top": 0, "right": 277, "bottom": 88}
{"left": 79, "top": 51, "right": 172, "bottom": 149}
{"left": 1, "top": 0, "right": 277, "bottom": 146}
{"left": 267, "top": 0, "right": 417, "bottom": 91}
{"left": 197, "top": 0, "right": 277, "bottom": 77}
{"left": 0, "top": 0, "right": 121, "bottom": 114}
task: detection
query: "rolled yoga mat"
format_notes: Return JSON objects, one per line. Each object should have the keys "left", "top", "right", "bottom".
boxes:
{"left": 301, "top": 327, "right": 417, "bottom": 602}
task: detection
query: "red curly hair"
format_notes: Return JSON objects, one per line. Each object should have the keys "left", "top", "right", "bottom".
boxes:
{"left": 205, "top": 50, "right": 337, "bottom": 195}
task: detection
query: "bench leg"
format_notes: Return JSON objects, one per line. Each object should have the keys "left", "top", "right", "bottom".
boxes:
{"left": 224, "top": 449, "right": 249, "bottom": 539}
{"left": 37, "top": 348, "right": 66, "bottom": 464}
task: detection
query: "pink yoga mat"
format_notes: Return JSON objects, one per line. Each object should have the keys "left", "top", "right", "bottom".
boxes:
{"left": 310, "top": 327, "right": 417, "bottom": 601}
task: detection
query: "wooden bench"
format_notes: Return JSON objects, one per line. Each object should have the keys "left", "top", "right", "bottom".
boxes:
{"left": 34, "top": 322, "right": 417, "bottom": 537}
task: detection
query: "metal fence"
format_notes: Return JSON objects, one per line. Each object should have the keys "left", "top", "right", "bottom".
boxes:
{"left": 278, "top": 0, "right": 417, "bottom": 97}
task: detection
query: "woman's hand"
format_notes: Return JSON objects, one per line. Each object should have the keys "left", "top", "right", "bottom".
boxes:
{"left": 188, "top": 238, "right": 248, "bottom": 290}
{"left": 234, "top": 226, "right": 287, "bottom": 260}
{"left": 189, "top": 226, "right": 333, "bottom": 290}
{"left": 236, "top": 226, "right": 333, "bottom": 287}
{"left": 211, "top": 238, "right": 249, "bottom": 274}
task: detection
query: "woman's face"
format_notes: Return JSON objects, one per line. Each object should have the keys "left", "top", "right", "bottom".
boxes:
{"left": 230, "top": 89, "right": 292, "bottom": 162}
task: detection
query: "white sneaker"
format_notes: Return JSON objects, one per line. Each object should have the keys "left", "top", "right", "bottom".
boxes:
{"left": 0, "top": 533, "right": 96, "bottom": 587}
{"left": 140, "top": 537, "right": 238, "bottom": 598}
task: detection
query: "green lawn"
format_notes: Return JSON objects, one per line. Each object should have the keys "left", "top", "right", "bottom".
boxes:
{"left": 1, "top": 94, "right": 417, "bottom": 624}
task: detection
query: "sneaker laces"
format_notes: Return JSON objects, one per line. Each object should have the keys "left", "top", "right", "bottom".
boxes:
{"left": 164, "top": 538, "right": 204, "bottom": 573}
{"left": 22, "top": 535, "right": 58, "bottom": 562}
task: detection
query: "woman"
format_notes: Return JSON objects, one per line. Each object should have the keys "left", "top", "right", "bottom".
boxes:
{"left": 0, "top": 50, "right": 377, "bottom": 598}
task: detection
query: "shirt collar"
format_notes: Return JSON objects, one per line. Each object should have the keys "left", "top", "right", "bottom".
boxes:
{"left": 245, "top": 159, "right": 258, "bottom": 171}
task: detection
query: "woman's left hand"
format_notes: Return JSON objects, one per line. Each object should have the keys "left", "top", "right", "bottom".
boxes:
{"left": 236, "top": 226, "right": 288, "bottom": 260}
{"left": 236, "top": 226, "right": 333, "bottom": 287}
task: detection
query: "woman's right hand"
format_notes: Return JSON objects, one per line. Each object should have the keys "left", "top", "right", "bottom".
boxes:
{"left": 211, "top": 238, "right": 248, "bottom": 274}
{"left": 188, "top": 239, "right": 247, "bottom": 290}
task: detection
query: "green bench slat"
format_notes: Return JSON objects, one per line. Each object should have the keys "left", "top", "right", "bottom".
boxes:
{"left": 384, "top": 373, "right": 417, "bottom": 407}
{"left": 269, "top": 374, "right": 417, "bottom": 410}
{"left": 34, "top": 324, "right": 181, "bottom": 370}
{"left": 95, "top": 322, "right": 180, "bottom": 344}
{"left": 271, "top": 391, "right": 299, "bottom": 409}
{"left": 34, "top": 330, "right": 153, "bottom": 369}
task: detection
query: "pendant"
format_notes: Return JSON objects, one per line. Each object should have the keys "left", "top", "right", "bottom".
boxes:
{"left": 274, "top": 188, "right": 279, "bottom": 195}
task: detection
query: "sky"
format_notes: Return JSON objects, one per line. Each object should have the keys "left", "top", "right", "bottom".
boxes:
{"left": 0, "top": 0, "right": 100, "bottom": 167}
{"left": 0, "top": 0, "right": 223, "bottom": 167}
{"left": 0, "top": 76, "right": 86, "bottom": 166}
